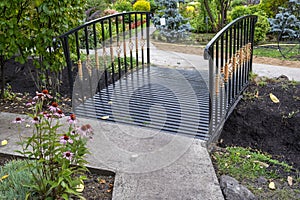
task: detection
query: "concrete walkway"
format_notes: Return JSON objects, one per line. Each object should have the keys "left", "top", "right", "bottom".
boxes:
{"left": 1, "top": 43, "right": 299, "bottom": 199}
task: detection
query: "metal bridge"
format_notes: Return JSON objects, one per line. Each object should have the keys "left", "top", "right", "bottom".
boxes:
{"left": 59, "top": 12, "right": 257, "bottom": 143}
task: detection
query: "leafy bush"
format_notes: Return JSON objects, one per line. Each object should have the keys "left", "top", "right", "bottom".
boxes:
{"left": 133, "top": 0, "right": 151, "bottom": 12}
{"left": 0, "top": 160, "right": 35, "bottom": 199}
{"left": 259, "top": 0, "right": 289, "bottom": 18}
{"left": 114, "top": 0, "right": 133, "bottom": 12}
{"left": 231, "top": 0, "right": 248, "bottom": 7}
{"left": 229, "top": 5, "right": 270, "bottom": 44}
{"left": 229, "top": 6, "right": 251, "bottom": 20}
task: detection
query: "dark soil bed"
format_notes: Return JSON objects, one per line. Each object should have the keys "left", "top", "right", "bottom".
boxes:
{"left": 218, "top": 75, "right": 300, "bottom": 170}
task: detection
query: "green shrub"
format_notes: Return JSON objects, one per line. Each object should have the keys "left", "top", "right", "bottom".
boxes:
{"left": 253, "top": 11, "right": 270, "bottom": 44}
{"left": 114, "top": 0, "right": 132, "bottom": 12}
{"left": 0, "top": 159, "right": 35, "bottom": 199}
{"left": 229, "top": 5, "right": 270, "bottom": 44}
{"left": 230, "top": 5, "right": 251, "bottom": 20}
{"left": 133, "top": 0, "right": 151, "bottom": 12}
{"left": 231, "top": 0, "right": 247, "bottom": 7}
{"left": 259, "top": 0, "right": 289, "bottom": 18}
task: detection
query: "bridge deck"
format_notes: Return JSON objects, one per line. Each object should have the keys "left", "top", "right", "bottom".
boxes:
{"left": 74, "top": 66, "right": 210, "bottom": 140}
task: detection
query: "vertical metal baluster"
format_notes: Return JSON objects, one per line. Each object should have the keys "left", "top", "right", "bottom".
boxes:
{"left": 129, "top": 14, "right": 133, "bottom": 70}
{"left": 116, "top": 15, "right": 121, "bottom": 79}
{"left": 228, "top": 27, "right": 232, "bottom": 105}
{"left": 122, "top": 12, "right": 127, "bottom": 73}
{"left": 146, "top": 13, "right": 150, "bottom": 65}
{"left": 220, "top": 35, "right": 224, "bottom": 118}
{"left": 225, "top": 31, "right": 229, "bottom": 108}
{"left": 239, "top": 20, "right": 243, "bottom": 91}
{"left": 108, "top": 18, "right": 115, "bottom": 84}
{"left": 233, "top": 24, "right": 237, "bottom": 101}
{"left": 101, "top": 21, "right": 108, "bottom": 88}
{"left": 236, "top": 21, "right": 240, "bottom": 96}
{"left": 140, "top": 13, "right": 145, "bottom": 67}
{"left": 215, "top": 40, "right": 219, "bottom": 127}
{"left": 208, "top": 45, "right": 214, "bottom": 134}
{"left": 135, "top": 13, "right": 139, "bottom": 69}
{"left": 243, "top": 18, "right": 248, "bottom": 85}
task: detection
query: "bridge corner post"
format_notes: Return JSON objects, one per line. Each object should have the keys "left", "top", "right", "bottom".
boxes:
{"left": 146, "top": 12, "right": 150, "bottom": 65}
{"left": 61, "top": 36, "right": 74, "bottom": 97}
{"left": 249, "top": 16, "right": 258, "bottom": 72}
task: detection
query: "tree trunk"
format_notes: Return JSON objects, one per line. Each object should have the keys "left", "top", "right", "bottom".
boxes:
{"left": 203, "top": 0, "right": 218, "bottom": 32}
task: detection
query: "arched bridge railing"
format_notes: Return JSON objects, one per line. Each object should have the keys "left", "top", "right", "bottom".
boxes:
{"left": 59, "top": 12, "right": 151, "bottom": 99}
{"left": 204, "top": 15, "right": 258, "bottom": 143}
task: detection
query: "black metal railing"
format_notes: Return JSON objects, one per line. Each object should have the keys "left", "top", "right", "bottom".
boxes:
{"left": 204, "top": 15, "right": 257, "bottom": 143}
{"left": 59, "top": 12, "right": 151, "bottom": 102}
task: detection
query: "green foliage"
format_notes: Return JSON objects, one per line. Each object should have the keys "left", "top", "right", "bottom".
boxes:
{"left": 2, "top": 84, "right": 17, "bottom": 101}
{"left": 253, "top": 11, "right": 270, "bottom": 44}
{"left": 259, "top": 0, "right": 289, "bottom": 18}
{"left": 213, "top": 146, "right": 292, "bottom": 180}
{"left": 0, "top": 1, "right": 31, "bottom": 63}
{"left": 14, "top": 90, "right": 93, "bottom": 199}
{"left": 133, "top": 0, "right": 151, "bottom": 12}
{"left": 0, "top": 160, "right": 35, "bottom": 199}
{"left": 229, "top": 5, "right": 270, "bottom": 44}
{"left": 114, "top": 0, "right": 133, "bottom": 12}
{"left": 231, "top": 0, "right": 248, "bottom": 7}
{"left": 229, "top": 5, "right": 251, "bottom": 20}
{"left": 0, "top": 1, "right": 86, "bottom": 96}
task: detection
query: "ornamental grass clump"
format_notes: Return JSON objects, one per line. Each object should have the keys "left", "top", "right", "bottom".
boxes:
{"left": 0, "top": 160, "right": 35, "bottom": 199}
{"left": 13, "top": 89, "right": 93, "bottom": 199}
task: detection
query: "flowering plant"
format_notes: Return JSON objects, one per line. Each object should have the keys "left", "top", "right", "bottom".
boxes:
{"left": 14, "top": 90, "right": 93, "bottom": 199}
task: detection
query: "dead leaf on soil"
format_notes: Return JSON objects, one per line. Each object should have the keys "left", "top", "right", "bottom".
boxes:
{"left": 287, "top": 176, "right": 293, "bottom": 186}
{"left": 269, "top": 181, "right": 276, "bottom": 190}
{"left": 106, "top": 189, "right": 112, "bottom": 193}
{"left": 270, "top": 93, "right": 280, "bottom": 103}
{"left": 99, "top": 179, "right": 106, "bottom": 184}
{"left": 253, "top": 160, "right": 269, "bottom": 168}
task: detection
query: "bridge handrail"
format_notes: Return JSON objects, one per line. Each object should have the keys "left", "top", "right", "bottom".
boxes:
{"left": 59, "top": 11, "right": 151, "bottom": 99}
{"left": 204, "top": 15, "right": 258, "bottom": 143}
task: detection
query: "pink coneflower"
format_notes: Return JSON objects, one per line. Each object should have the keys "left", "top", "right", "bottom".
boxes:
{"left": 12, "top": 117, "right": 25, "bottom": 124}
{"left": 67, "top": 114, "right": 77, "bottom": 124}
{"left": 26, "top": 99, "right": 36, "bottom": 107}
{"left": 31, "top": 116, "right": 40, "bottom": 124}
{"left": 54, "top": 109, "right": 65, "bottom": 118}
{"left": 63, "top": 151, "right": 74, "bottom": 161}
{"left": 33, "top": 89, "right": 53, "bottom": 100}
{"left": 49, "top": 102, "right": 59, "bottom": 112}
{"left": 60, "top": 134, "right": 73, "bottom": 145}
{"left": 42, "top": 111, "right": 52, "bottom": 119}
{"left": 77, "top": 124, "right": 93, "bottom": 137}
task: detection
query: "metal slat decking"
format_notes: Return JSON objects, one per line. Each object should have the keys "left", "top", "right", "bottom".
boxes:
{"left": 74, "top": 66, "right": 210, "bottom": 140}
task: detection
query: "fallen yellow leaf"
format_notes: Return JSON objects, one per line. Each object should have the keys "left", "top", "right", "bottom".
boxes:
{"left": 270, "top": 93, "right": 280, "bottom": 103}
{"left": 269, "top": 181, "right": 276, "bottom": 190}
{"left": 287, "top": 176, "right": 293, "bottom": 186}
{"left": 0, "top": 174, "right": 9, "bottom": 182}
{"left": 75, "top": 181, "right": 84, "bottom": 192}
{"left": 1, "top": 140, "right": 8, "bottom": 146}
{"left": 101, "top": 116, "right": 109, "bottom": 120}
